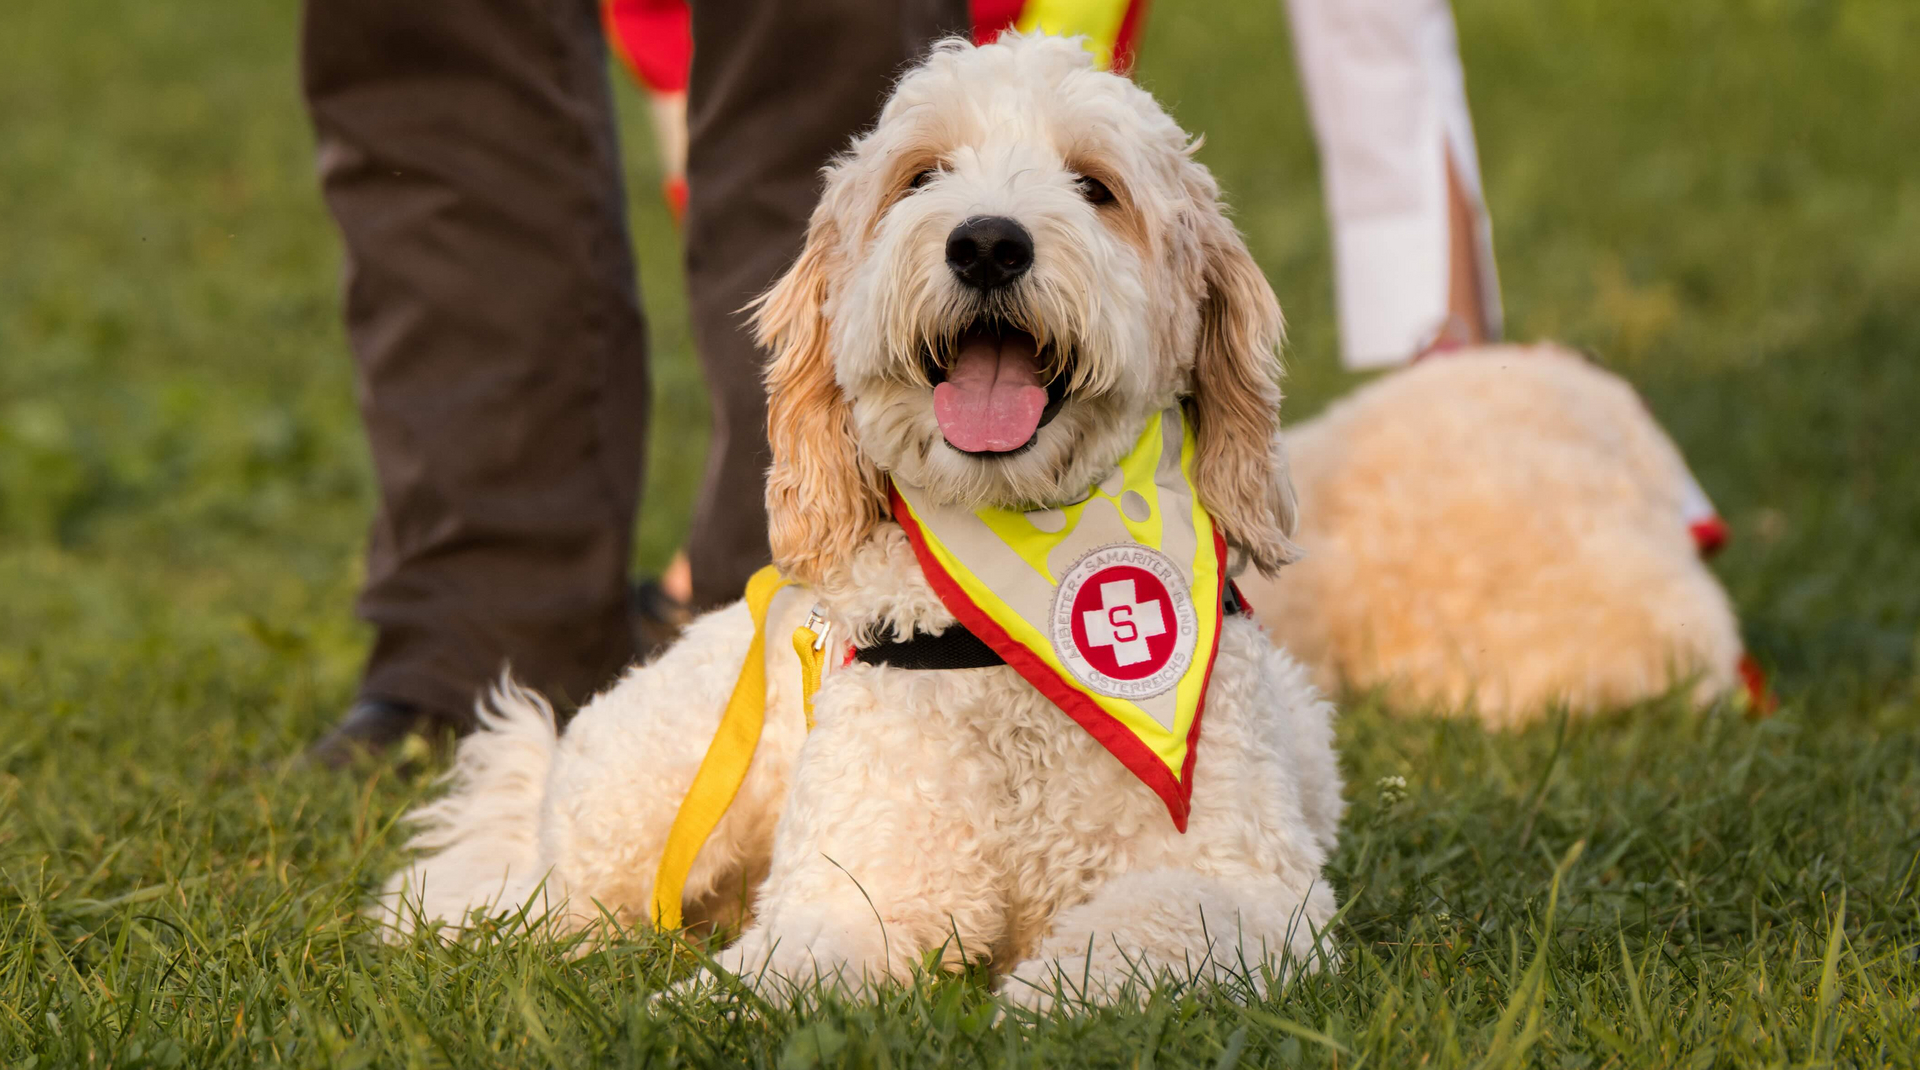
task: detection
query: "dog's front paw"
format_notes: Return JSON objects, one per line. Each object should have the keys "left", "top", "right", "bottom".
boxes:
{"left": 999, "top": 954, "right": 1148, "bottom": 1016}
{"left": 651, "top": 968, "right": 725, "bottom": 1007}
{"left": 644, "top": 929, "right": 783, "bottom": 1008}
{"left": 997, "top": 960, "right": 1063, "bottom": 1016}
{"left": 710, "top": 927, "right": 785, "bottom": 986}
{"left": 690, "top": 908, "right": 899, "bottom": 1002}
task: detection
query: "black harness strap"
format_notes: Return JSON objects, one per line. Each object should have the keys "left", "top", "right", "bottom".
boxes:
{"left": 854, "top": 582, "right": 1254, "bottom": 670}
{"left": 851, "top": 624, "right": 1006, "bottom": 669}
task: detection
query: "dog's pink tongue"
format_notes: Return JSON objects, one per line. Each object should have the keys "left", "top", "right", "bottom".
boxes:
{"left": 933, "top": 332, "right": 1046, "bottom": 453}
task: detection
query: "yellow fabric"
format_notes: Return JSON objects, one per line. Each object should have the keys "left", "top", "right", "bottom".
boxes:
{"left": 650, "top": 565, "right": 788, "bottom": 930}
{"left": 793, "top": 625, "right": 827, "bottom": 731}
{"left": 974, "top": 410, "right": 1167, "bottom": 583}
{"left": 1014, "top": 0, "right": 1131, "bottom": 69}
{"left": 891, "top": 409, "right": 1221, "bottom": 787}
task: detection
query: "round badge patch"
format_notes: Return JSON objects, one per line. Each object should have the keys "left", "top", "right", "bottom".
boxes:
{"left": 1051, "top": 544, "right": 1198, "bottom": 699}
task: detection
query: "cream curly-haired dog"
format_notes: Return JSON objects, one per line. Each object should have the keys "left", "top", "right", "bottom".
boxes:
{"left": 1241, "top": 345, "right": 1752, "bottom": 723}
{"left": 378, "top": 35, "right": 1343, "bottom": 1010}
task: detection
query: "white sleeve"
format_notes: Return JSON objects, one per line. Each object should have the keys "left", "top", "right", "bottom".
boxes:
{"left": 1284, "top": 0, "right": 1501, "bottom": 368}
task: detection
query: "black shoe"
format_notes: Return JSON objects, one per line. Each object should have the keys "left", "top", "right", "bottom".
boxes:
{"left": 306, "top": 698, "right": 452, "bottom": 771}
{"left": 631, "top": 579, "right": 693, "bottom": 660}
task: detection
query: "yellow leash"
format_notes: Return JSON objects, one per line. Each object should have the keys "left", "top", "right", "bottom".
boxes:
{"left": 650, "top": 565, "right": 831, "bottom": 930}
{"left": 792, "top": 607, "right": 830, "bottom": 731}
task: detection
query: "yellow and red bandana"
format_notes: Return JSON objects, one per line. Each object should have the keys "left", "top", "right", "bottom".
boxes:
{"left": 889, "top": 406, "right": 1226, "bottom": 830}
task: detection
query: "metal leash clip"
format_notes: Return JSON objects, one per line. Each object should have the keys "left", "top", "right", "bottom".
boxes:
{"left": 804, "top": 605, "right": 832, "bottom": 652}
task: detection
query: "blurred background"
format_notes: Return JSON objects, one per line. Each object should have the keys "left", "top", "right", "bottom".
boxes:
{"left": 2, "top": 0, "right": 1916, "bottom": 749}
{"left": 6, "top": 7, "right": 1919, "bottom": 1061}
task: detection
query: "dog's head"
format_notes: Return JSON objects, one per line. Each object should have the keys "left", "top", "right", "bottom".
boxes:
{"left": 757, "top": 34, "right": 1297, "bottom": 588}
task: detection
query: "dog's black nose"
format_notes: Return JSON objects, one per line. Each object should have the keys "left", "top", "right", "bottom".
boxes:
{"left": 945, "top": 216, "right": 1033, "bottom": 290}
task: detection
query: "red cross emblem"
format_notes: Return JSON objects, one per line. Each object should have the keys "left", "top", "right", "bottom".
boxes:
{"left": 1068, "top": 565, "right": 1179, "bottom": 680}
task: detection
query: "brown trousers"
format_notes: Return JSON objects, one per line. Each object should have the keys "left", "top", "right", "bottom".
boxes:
{"left": 303, "top": 0, "right": 965, "bottom": 723}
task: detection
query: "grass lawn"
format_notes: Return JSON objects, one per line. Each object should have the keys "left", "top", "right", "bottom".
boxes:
{"left": 4, "top": 0, "right": 1918, "bottom": 1065}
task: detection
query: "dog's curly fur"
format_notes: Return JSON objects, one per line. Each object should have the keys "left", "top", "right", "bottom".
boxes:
{"left": 376, "top": 35, "right": 1343, "bottom": 1010}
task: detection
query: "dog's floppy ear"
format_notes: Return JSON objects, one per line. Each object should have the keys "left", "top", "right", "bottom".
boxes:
{"left": 1188, "top": 203, "right": 1301, "bottom": 576}
{"left": 754, "top": 211, "right": 888, "bottom": 589}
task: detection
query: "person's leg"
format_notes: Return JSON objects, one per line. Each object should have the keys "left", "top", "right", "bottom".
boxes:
{"left": 1442, "top": 150, "right": 1492, "bottom": 350}
{"left": 679, "top": 0, "right": 968, "bottom": 611}
{"left": 303, "top": 0, "right": 648, "bottom": 752}
{"left": 1284, "top": 0, "right": 1502, "bottom": 368}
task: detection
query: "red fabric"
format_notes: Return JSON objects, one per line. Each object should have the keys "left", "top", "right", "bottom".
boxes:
{"left": 971, "top": 0, "right": 1027, "bottom": 42}
{"left": 610, "top": 0, "right": 1148, "bottom": 97}
{"left": 970, "top": 0, "right": 1150, "bottom": 74}
{"left": 661, "top": 175, "right": 688, "bottom": 222}
{"left": 889, "top": 484, "right": 1220, "bottom": 831}
{"left": 1108, "top": 0, "right": 1148, "bottom": 74}
{"left": 1738, "top": 654, "right": 1776, "bottom": 716}
{"left": 1690, "top": 515, "right": 1729, "bottom": 558}
{"left": 1229, "top": 580, "right": 1252, "bottom": 618}
{"left": 604, "top": 0, "right": 692, "bottom": 94}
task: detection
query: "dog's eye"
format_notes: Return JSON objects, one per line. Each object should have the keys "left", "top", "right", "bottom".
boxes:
{"left": 909, "top": 168, "right": 938, "bottom": 190}
{"left": 1076, "top": 175, "right": 1115, "bottom": 205}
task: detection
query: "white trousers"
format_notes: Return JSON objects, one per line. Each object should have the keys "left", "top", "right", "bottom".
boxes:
{"left": 1285, "top": 0, "right": 1502, "bottom": 368}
